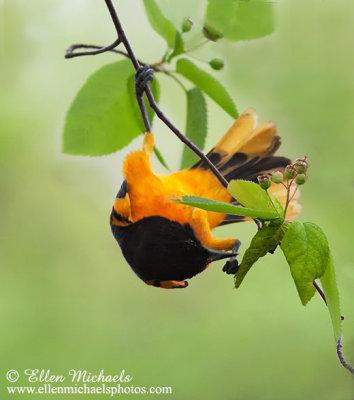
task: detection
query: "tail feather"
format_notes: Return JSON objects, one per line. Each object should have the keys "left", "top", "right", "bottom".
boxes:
{"left": 192, "top": 109, "right": 289, "bottom": 181}
{"left": 212, "top": 108, "right": 258, "bottom": 157}
{"left": 191, "top": 109, "right": 300, "bottom": 225}
{"left": 225, "top": 156, "right": 290, "bottom": 183}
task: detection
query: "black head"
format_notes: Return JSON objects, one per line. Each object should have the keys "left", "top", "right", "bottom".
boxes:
{"left": 110, "top": 215, "right": 234, "bottom": 283}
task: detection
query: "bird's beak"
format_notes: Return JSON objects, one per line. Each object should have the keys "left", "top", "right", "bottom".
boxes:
{"left": 206, "top": 247, "right": 237, "bottom": 263}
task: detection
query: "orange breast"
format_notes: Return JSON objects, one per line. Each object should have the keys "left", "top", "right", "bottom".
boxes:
{"left": 123, "top": 149, "right": 231, "bottom": 230}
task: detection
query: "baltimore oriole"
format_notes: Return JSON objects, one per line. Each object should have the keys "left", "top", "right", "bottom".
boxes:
{"left": 110, "top": 109, "right": 300, "bottom": 289}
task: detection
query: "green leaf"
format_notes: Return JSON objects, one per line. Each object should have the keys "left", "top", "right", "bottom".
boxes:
{"left": 180, "top": 87, "right": 207, "bottom": 169}
{"left": 281, "top": 222, "right": 330, "bottom": 305}
{"left": 127, "top": 73, "right": 160, "bottom": 132}
{"left": 235, "top": 223, "right": 289, "bottom": 288}
{"left": 205, "top": 0, "right": 275, "bottom": 42}
{"left": 142, "top": 0, "right": 177, "bottom": 48}
{"left": 176, "top": 58, "right": 238, "bottom": 119}
{"left": 167, "top": 31, "right": 185, "bottom": 62}
{"left": 153, "top": 146, "right": 170, "bottom": 170}
{"left": 228, "top": 180, "right": 283, "bottom": 218}
{"left": 63, "top": 60, "right": 143, "bottom": 156}
{"left": 320, "top": 254, "right": 342, "bottom": 340}
{"left": 172, "top": 196, "right": 280, "bottom": 220}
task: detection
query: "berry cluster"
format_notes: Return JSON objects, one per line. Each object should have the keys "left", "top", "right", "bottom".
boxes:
{"left": 257, "top": 156, "right": 310, "bottom": 190}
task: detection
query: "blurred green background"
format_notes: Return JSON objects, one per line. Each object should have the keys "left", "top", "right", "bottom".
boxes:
{"left": 1, "top": 0, "right": 354, "bottom": 399}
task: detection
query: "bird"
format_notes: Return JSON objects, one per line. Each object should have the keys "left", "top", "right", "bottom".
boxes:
{"left": 110, "top": 109, "right": 300, "bottom": 289}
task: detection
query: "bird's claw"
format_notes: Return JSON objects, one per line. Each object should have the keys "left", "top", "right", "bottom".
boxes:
{"left": 135, "top": 64, "right": 154, "bottom": 98}
{"left": 223, "top": 259, "right": 239, "bottom": 275}
{"left": 222, "top": 239, "right": 241, "bottom": 275}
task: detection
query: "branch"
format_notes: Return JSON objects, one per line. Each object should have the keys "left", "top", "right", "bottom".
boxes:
{"left": 104, "top": 0, "right": 229, "bottom": 188}
{"left": 65, "top": 0, "right": 229, "bottom": 189}
{"left": 145, "top": 92, "right": 228, "bottom": 187}
{"left": 336, "top": 334, "right": 354, "bottom": 375}
{"left": 65, "top": 39, "right": 121, "bottom": 58}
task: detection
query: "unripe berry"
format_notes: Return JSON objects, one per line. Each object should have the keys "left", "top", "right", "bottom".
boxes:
{"left": 202, "top": 24, "right": 223, "bottom": 41}
{"left": 181, "top": 17, "right": 193, "bottom": 33}
{"left": 284, "top": 165, "right": 297, "bottom": 180}
{"left": 295, "top": 174, "right": 307, "bottom": 185}
{"left": 294, "top": 159, "right": 308, "bottom": 174}
{"left": 257, "top": 174, "right": 271, "bottom": 190}
{"left": 209, "top": 58, "right": 224, "bottom": 70}
{"left": 271, "top": 171, "right": 283, "bottom": 184}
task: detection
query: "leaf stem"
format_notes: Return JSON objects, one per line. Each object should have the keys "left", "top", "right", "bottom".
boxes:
{"left": 186, "top": 39, "right": 209, "bottom": 53}
{"left": 313, "top": 280, "right": 327, "bottom": 304}
{"left": 187, "top": 53, "right": 209, "bottom": 65}
{"left": 288, "top": 185, "right": 298, "bottom": 205}
{"left": 283, "top": 177, "right": 296, "bottom": 219}
{"left": 158, "top": 68, "right": 187, "bottom": 92}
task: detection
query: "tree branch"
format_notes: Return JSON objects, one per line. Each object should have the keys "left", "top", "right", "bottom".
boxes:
{"left": 65, "top": 0, "right": 229, "bottom": 188}
{"left": 104, "top": 0, "right": 228, "bottom": 188}
{"left": 336, "top": 334, "right": 354, "bottom": 375}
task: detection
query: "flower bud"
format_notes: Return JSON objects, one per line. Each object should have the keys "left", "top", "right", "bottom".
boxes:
{"left": 181, "top": 17, "right": 193, "bottom": 33}
{"left": 202, "top": 24, "right": 223, "bottom": 41}
{"left": 271, "top": 171, "right": 283, "bottom": 184}
{"left": 209, "top": 58, "right": 224, "bottom": 70}
{"left": 284, "top": 165, "right": 297, "bottom": 180}
{"left": 295, "top": 174, "right": 307, "bottom": 185}
{"left": 257, "top": 174, "right": 271, "bottom": 190}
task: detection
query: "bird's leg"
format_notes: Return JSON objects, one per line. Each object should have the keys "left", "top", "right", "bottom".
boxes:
{"left": 191, "top": 209, "right": 237, "bottom": 251}
{"left": 222, "top": 239, "right": 242, "bottom": 275}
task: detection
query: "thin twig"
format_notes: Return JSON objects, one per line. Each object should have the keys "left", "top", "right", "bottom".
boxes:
{"left": 283, "top": 177, "right": 295, "bottom": 218}
{"left": 336, "top": 334, "right": 354, "bottom": 375}
{"left": 65, "top": 39, "right": 121, "bottom": 58}
{"left": 146, "top": 92, "right": 228, "bottom": 187}
{"left": 288, "top": 185, "right": 298, "bottom": 204}
{"left": 137, "top": 95, "right": 152, "bottom": 133}
{"left": 104, "top": 0, "right": 140, "bottom": 70}
{"left": 65, "top": 42, "right": 146, "bottom": 66}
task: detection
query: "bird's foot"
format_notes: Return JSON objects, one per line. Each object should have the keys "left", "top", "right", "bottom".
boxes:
{"left": 222, "top": 239, "right": 241, "bottom": 275}
{"left": 135, "top": 64, "right": 154, "bottom": 98}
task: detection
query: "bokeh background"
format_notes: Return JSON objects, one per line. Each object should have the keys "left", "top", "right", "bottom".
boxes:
{"left": 1, "top": 0, "right": 354, "bottom": 399}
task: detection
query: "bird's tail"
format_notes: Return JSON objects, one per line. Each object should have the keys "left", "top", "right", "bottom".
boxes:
{"left": 191, "top": 109, "right": 301, "bottom": 224}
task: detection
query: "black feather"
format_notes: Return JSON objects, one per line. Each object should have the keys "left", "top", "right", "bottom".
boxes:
{"left": 111, "top": 215, "right": 234, "bottom": 282}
